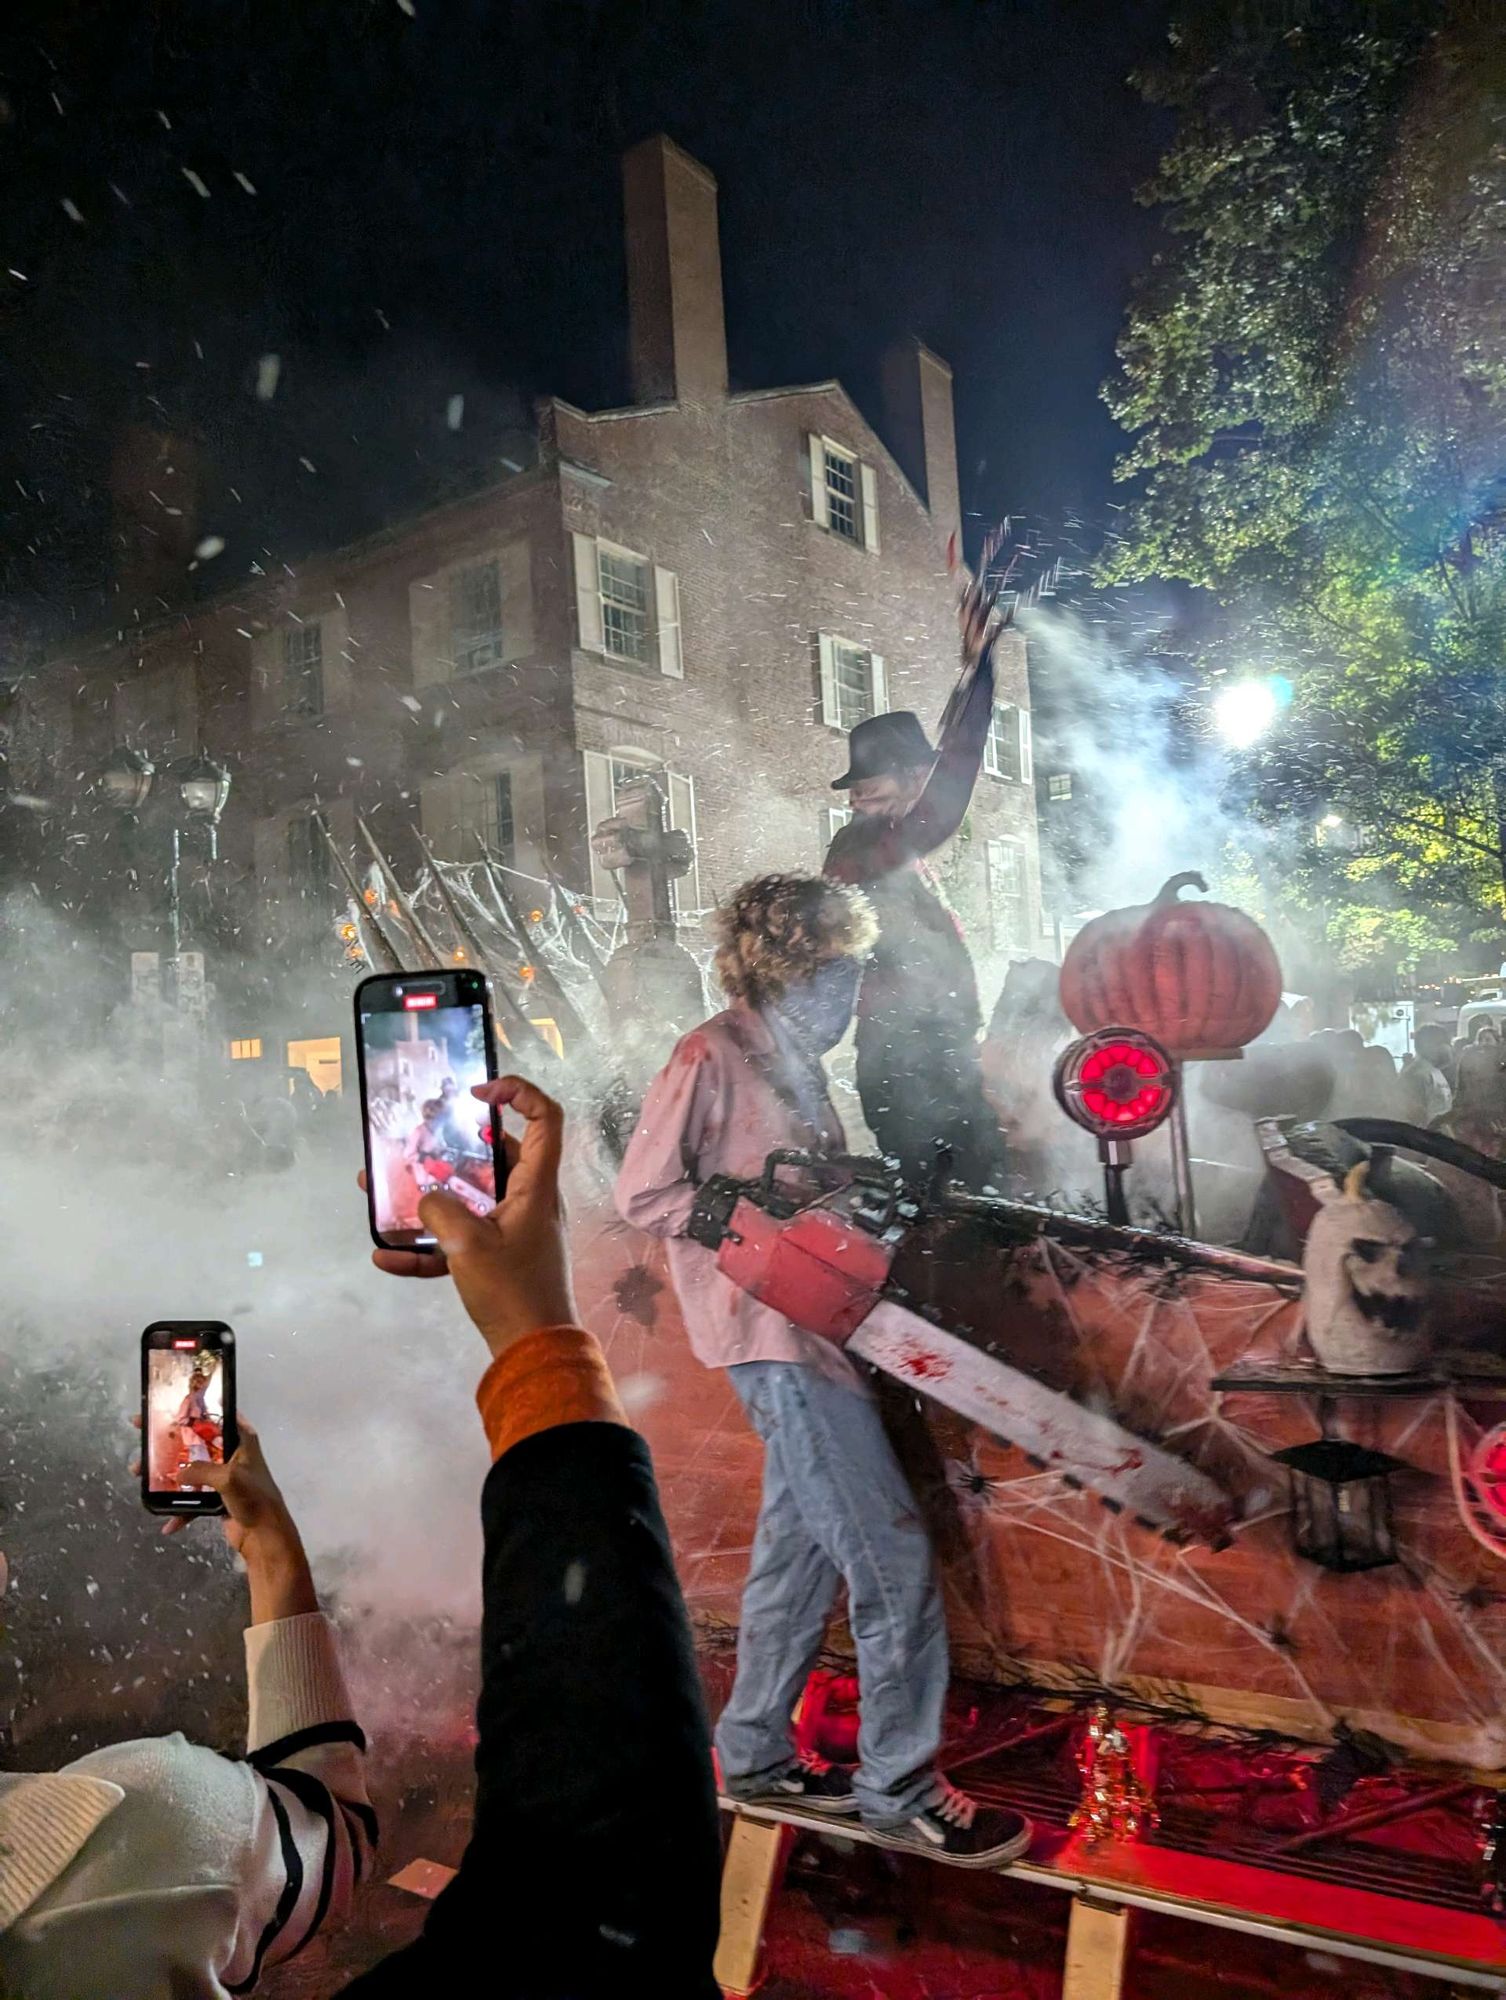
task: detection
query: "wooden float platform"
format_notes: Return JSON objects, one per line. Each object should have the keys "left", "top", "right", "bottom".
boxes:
{"left": 715, "top": 1792, "right": 1506, "bottom": 1997}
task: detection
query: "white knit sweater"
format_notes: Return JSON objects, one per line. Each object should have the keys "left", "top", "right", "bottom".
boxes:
{"left": 0, "top": 1612, "right": 374, "bottom": 1999}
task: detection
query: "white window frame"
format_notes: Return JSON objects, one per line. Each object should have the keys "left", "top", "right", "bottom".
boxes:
{"left": 1047, "top": 771, "right": 1072, "bottom": 802}
{"left": 597, "top": 543, "right": 654, "bottom": 666}
{"left": 449, "top": 558, "right": 506, "bottom": 677}
{"left": 583, "top": 749, "right": 700, "bottom": 916}
{"left": 823, "top": 805, "right": 852, "bottom": 852}
{"left": 572, "top": 535, "right": 682, "bottom": 678}
{"left": 985, "top": 701, "right": 1033, "bottom": 784}
{"left": 457, "top": 766, "right": 516, "bottom": 863}
{"left": 986, "top": 835, "right": 1030, "bottom": 953}
{"left": 282, "top": 619, "right": 324, "bottom": 716}
{"left": 817, "top": 632, "right": 888, "bottom": 732}
{"left": 808, "top": 434, "right": 879, "bottom": 552}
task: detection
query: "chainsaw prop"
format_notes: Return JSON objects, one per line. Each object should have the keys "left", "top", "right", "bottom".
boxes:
{"left": 689, "top": 1151, "right": 1236, "bottom": 1548}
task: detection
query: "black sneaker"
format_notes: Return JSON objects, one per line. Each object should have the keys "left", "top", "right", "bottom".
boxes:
{"left": 736, "top": 1750, "right": 859, "bottom": 1817}
{"left": 869, "top": 1780, "right": 1032, "bottom": 1867}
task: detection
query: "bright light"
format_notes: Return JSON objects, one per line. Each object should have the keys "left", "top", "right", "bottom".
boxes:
{"left": 1213, "top": 680, "right": 1281, "bottom": 748}
{"left": 1321, "top": 813, "right": 1344, "bottom": 829}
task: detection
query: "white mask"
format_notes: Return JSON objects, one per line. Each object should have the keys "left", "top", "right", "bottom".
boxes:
{"left": 1303, "top": 1162, "right": 1429, "bottom": 1375}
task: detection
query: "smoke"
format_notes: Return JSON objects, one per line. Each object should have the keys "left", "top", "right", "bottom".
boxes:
{"left": 0, "top": 890, "right": 512, "bottom": 1754}
{"left": 1020, "top": 601, "right": 1281, "bottom": 924}
{"left": 1009, "top": 603, "right": 1298, "bottom": 1231}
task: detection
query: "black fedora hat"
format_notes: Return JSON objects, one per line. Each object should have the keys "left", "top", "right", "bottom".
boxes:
{"left": 832, "top": 710, "right": 936, "bottom": 789}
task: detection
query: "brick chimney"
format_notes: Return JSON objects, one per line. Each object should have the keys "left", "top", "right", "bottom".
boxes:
{"left": 110, "top": 426, "right": 200, "bottom": 611}
{"left": 622, "top": 135, "right": 728, "bottom": 407}
{"left": 881, "top": 338, "right": 961, "bottom": 547}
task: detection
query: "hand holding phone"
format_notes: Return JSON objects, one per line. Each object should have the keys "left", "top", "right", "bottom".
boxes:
{"left": 133, "top": 1397, "right": 318, "bottom": 1620}
{"left": 369, "top": 1074, "right": 577, "bottom": 1360}
{"left": 354, "top": 969, "right": 506, "bottom": 1251}
{"left": 140, "top": 1323, "right": 237, "bottom": 1517}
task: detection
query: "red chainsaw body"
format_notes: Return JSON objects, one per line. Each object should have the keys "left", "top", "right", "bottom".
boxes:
{"left": 715, "top": 1195, "right": 895, "bottom": 1342}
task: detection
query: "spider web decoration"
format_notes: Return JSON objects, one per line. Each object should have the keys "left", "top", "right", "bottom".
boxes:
{"left": 572, "top": 1184, "right": 1506, "bottom": 1772}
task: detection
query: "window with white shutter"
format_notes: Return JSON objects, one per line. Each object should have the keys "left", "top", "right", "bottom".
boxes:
{"left": 817, "top": 633, "right": 886, "bottom": 731}
{"left": 808, "top": 434, "right": 878, "bottom": 550}
{"left": 574, "top": 536, "right": 682, "bottom": 678}
{"left": 583, "top": 749, "right": 617, "bottom": 904}
{"left": 985, "top": 702, "right": 1033, "bottom": 783}
{"left": 986, "top": 836, "right": 1030, "bottom": 952}
{"left": 667, "top": 770, "right": 701, "bottom": 919}
{"left": 584, "top": 752, "right": 701, "bottom": 917}
{"left": 450, "top": 559, "right": 505, "bottom": 675}
{"left": 282, "top": 621, "right": 324, "bottom": 716}
{"left": 654, "top": 566, "right": 683, "bottom": 678}
{"left": 598, "top": 546, "right": 652, "bottom": 663}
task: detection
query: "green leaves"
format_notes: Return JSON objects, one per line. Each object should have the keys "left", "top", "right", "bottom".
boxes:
{"left": 1103, "top": 3, "right": 1506, "bottom": 956}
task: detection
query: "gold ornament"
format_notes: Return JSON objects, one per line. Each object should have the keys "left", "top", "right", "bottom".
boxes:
{"left": 1070, "top": 1704, "right": 1158, "bottom": 1845}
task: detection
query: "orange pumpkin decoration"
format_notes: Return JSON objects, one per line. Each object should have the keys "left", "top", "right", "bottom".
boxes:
{"left": 1059, "top": 871, "right": 1281, "bottom": 1058}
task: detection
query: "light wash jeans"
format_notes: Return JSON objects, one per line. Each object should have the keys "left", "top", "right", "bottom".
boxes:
{"left": 714, "top": 1360, "right": 948, "bottom": 1827}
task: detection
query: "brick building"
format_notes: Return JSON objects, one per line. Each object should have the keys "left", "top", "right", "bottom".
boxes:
{"left": 20, "top": 135, "right": 1041, "bottom": 1060}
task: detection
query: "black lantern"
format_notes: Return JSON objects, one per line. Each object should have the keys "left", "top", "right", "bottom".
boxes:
{"left": 97, "top": 745, "right": 156, "bottom": 812}
{"left": 173, "top": 753, "right": 231, "bottom": 822}
{"left": 1271, "top": 1439, "right": 1407, "bottom": 1572}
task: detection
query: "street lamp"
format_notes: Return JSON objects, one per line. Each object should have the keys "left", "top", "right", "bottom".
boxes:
{"left": 1213, "top": 679, "right": 1282, "bottom": 749}
{"left": 99, "top": 744, "right": 232, "bottom": 966}
{"left": 97, "top": 745, "right": 156, "bottom": 813}
{"left": 174, "top": 753, "right": 231, "bottom": 826}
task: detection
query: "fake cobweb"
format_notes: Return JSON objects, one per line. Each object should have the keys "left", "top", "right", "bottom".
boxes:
{"left": 572, "top": 1196, "right": 1506, "bottom": 1773}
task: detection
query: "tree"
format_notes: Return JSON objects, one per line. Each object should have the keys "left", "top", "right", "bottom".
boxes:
{"left": 1102, "top": 0, "right": 1506, "bottom": 971}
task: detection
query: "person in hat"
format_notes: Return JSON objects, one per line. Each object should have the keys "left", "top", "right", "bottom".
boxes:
{"left": 824, "top": 581, "right": 1007, "bottom": 1190}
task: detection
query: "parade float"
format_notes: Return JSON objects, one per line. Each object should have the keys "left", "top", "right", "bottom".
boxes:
{"left": 342, "top": 816, "right": 1506, "bottom": 1994}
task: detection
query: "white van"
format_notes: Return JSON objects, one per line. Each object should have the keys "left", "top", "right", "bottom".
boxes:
{"left": 1458, "top": 990, "right": 1506, "bottom": 1041}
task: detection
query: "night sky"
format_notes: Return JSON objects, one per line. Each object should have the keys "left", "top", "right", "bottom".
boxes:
{"left": 0, "top": 0, "right": 1172, "bottom": 623}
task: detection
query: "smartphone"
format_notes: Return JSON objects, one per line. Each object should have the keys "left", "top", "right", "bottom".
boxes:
{"left": 355, "top": 967, "right": 505, "bottom": 1251}
{"left": 141, "top": 1323, "right": 237, "bottom": 1516}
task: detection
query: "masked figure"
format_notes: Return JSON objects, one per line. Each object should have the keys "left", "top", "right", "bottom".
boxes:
{"left": 615, "top": 871, "right": 1030, "bottom": 1867}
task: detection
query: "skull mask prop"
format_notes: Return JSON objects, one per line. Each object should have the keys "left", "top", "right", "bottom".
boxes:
{"left": 1303, "top": 1162, "right": 1429, "bottom": 1375}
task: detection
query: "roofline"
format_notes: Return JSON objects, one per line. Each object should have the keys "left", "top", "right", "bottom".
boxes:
{"left": 46, "top": 369, "right": 941, "bottom": 667}
{"left": 39, "top": 460, "right": 555, "bottom": 665}
{"left": 554, "top": 380, "right": 932, "bottom": 519}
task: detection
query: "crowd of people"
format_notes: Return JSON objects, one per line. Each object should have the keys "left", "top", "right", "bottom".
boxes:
{"left": 9, "top": 556, "right": 1493, "bottom": 1994}
{"left": 2, "top": 1075, "right": 723, "bottom": 1997}
{"left": 0, "top": 574, "right": 1036, "bottom": 1995}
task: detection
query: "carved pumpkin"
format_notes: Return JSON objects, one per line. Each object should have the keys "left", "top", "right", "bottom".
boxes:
{"left": 1059, "top": 872, "right": 1281, "bottom": 1057}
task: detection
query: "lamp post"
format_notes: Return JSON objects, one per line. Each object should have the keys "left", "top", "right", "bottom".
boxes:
{"left": 98, "top": 745, "right": 231, "bottom": 996}
{"left": 167, "top": 753, "right": 231, "bottom": 958}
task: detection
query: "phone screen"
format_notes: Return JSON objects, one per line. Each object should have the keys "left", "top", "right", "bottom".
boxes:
{"left": 356, "top": 971, "right": 502, "bottom": 1249}
{"left": 141, "top": 1324, "right": 236, "bottom": 1513}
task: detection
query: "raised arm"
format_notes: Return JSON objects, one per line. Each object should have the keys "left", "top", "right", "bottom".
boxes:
{"left": 340, "top": 1077, "right": 721, "bottom": 1998}
{"left": 825, "top": 634, "right": 997, "bottom": 885}
{"left": 175, "top": 1424, "right": 375, "bottom": 1981}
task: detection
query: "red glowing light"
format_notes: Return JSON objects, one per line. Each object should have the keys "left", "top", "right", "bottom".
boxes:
{"left": 172, "top": 1338, "right": 197, "bottom": 1349}
{"left": 1054, "top": 1028, "right": 1176, "bottom": 1141}
{"left": 403, "top": 994, "right": 438, "bottom": 1010}
{"left": 1079, "top": 1041, "right": 1172, "bottom": 1128}
{"left": 1472, "top": 1426, "right": 1506, "bottom": 1527}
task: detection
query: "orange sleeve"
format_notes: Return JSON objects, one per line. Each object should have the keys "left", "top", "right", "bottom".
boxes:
{"left": 476, "top": 1326, "right": 628, "bottom": 1463}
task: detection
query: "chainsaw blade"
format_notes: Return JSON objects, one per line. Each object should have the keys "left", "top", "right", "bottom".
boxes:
{"left": 850, "top": 1299, "right": 1235, "bottom": 1548}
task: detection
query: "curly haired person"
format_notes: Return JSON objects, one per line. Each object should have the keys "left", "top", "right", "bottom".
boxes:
{"left": 616, "top": 872, "right": 1030, "bottom": 1865}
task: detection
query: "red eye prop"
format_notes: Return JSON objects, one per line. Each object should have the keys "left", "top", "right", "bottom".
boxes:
{"left": 1053, "top": 1028, "right": 1176, "bottom": 1142}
